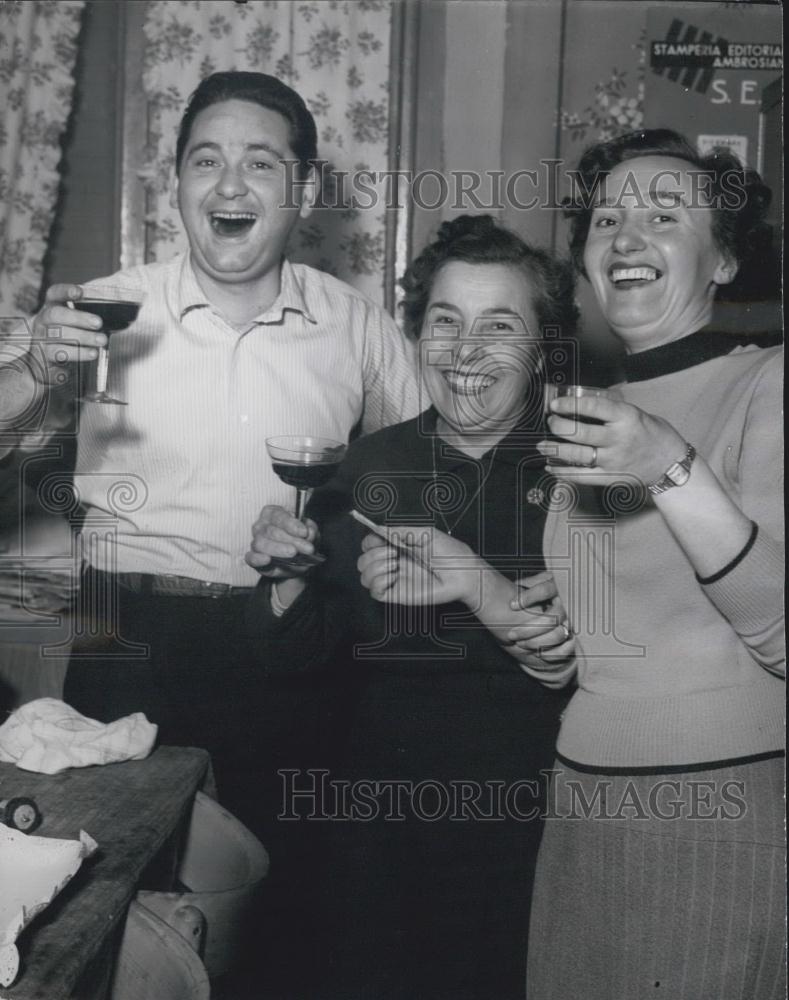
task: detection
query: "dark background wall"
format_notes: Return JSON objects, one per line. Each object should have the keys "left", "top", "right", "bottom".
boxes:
{"left": 43, "top": 1, "right": 125, "bottom": 291}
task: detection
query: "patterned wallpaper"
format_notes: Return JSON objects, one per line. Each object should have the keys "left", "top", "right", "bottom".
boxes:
{"left": 138, "top": 0, "right": 394, "bottom": 303}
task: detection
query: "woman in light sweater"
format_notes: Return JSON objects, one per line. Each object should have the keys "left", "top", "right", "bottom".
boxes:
{"left": 525, "top": 129, "right": 784, "bottom": 999}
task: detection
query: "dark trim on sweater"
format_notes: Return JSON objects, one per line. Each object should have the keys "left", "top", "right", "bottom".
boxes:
{"left": 697, "top": 521, "right": 759, "bottom": 585}
{"left": 623, "top": 327, "right": 747, "bottom": 383}
{"left": 554, "top": 748, "right": 785, "bottom": 777}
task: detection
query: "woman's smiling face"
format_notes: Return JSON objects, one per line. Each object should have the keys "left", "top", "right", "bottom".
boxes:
{"left": 583, "top": 155, "right": 735, "bottom": 352}
{"left": 419, "top": 260, "right": 543, "bottom": 437}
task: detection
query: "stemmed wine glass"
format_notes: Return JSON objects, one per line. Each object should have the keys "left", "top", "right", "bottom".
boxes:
{"left": 266, "top": 435, "right": 347, "bottom": 567}
{"left": 71, "top": 287, "right": 144, "bottom": 405}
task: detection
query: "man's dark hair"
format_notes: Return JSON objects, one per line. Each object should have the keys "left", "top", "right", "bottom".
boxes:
{"left": 564, "top": 128, "right": 772, "bottom": 284}
{"left": 400, "top": 214, "right": 578, "bottom": 340}
{"left": 175, "top": 71, "right": 318, "bottom": 176}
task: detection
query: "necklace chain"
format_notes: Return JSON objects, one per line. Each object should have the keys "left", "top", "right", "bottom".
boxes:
{"left": 430, "top": 436, "right": 499, "bottom": 536}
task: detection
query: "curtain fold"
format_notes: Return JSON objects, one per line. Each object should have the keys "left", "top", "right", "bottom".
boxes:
{"left": 140, "top": 0, "right": 393, "bottom": 303}
{"left": 0, "top": 0, "right": 85, "bottom": 314}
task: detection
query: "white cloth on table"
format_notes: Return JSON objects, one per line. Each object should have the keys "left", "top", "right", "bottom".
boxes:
{"left": 0, "top": 697, "right": 156, "bottom": 774}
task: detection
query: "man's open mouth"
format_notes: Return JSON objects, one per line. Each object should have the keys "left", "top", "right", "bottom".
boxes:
{"left": 609, "top": 265, "right": 662, "bottom": 288}
{"left": 442, "top": 367, "right": 498, "bottom": 396}
{"left": 209, "top": 211, "right": 258, "bottom": 237}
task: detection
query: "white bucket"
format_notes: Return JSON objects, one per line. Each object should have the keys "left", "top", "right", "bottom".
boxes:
{"left": 138, "top": 792, "right": 269, "bottom": 980}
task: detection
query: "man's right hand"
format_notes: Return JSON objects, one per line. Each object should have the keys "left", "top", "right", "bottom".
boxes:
{"left": 245, "top": 504, "right": 321, "bottom": 578}
{"left": 33, "top": 284, "right": 107, "bottom": 372}
{"left": 1, "top": 284, "right": 102, "bottom": 432}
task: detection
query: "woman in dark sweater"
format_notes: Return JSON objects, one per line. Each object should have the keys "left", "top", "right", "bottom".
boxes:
{"left": 246, "top": 215, "right": 577, "bottom": 999}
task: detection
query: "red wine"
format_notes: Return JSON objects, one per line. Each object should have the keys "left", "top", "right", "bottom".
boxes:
{"left": 272, "top": 460, "right": 339, "bottom": 489}
{"left": 78, "top": 299, "right": 140, "bottom": 333}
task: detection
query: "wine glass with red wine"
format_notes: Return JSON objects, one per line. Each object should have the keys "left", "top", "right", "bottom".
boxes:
{"left": 266, "top": 435, "right": 347, "bottom": 567}
{"left": 70, "top": 287, "right": 144, "bottom": 405}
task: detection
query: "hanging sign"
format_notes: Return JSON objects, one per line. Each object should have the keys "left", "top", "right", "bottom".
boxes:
{"left": 644, "top": 5, "right": 782, "bottom": 169}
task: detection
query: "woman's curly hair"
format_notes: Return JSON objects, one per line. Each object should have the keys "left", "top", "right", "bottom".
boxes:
{"left": 399, "top": 214, "right": 578, "bottom": 340}
{"left": 563, "top": 129, "right": 772, "bottom": 293}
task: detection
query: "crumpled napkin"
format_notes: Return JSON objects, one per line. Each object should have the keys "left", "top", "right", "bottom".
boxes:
{"left": 0, "top": 698, "right": 157, "bottom": 774}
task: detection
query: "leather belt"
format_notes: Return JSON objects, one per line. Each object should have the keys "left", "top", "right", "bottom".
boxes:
{"left": 94, "top": 571, "right": 255, "bottom": 599}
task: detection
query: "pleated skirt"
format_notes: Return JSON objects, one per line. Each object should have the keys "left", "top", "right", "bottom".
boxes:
{"left": 526, "top": 755, "right": 786, "bottom": 1000}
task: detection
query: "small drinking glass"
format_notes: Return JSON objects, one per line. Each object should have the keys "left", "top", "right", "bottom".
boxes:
{"left": 543, "top": 384, "right": 623, "bottom": 466}
{"left": 72, "top": 287, "right": 144, "bottom": 405}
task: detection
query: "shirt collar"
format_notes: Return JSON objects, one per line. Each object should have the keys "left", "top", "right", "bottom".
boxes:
{"left": 177, "top": 253, "right": 212, "bottom": 318}
{"left": 623, "top": 326, "right": 746, "bottom": 383}
{"left": 177, "top": 255, "right": 318, "bottom": 325}
{"left": 259, "top": 259, "right": 318, "bottom": 325}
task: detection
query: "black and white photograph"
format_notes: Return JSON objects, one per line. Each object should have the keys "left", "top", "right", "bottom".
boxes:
{"left": 0, "top": 1, "right": 783, "bottom": 998}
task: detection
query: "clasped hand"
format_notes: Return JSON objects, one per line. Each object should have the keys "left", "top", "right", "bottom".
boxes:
{"left": 356, "top": 524, "right": 478, "bottom": 606}
{"left": 505, "top": 570, "right": 576, "bottom": 665}
{"left": 357, "top": 527, "right": 576, "bottom": 673}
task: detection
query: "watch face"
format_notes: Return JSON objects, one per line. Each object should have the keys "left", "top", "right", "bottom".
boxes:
{"left": 667, "top": 462, "right": 690, "bottom": 486}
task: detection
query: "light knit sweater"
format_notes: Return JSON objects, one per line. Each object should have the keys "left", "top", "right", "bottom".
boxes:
{"left": 545, "top": 343, "right": 784, "bottom": 769}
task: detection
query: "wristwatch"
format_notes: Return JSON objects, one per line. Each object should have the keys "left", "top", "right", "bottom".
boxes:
{"left": 646, "top": 443, "right": 696, "bottom": 495}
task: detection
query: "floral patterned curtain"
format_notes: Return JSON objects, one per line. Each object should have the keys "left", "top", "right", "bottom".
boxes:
{"left": 140, "top": 0, "right": 393, "bottom": 303}
{"left": 0, "top": 0, "right": 84, "bottom": 314}
{"left": 556, "top": 8, "right": 646, "bottom": 160}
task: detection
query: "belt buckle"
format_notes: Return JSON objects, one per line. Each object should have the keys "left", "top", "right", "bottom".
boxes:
{"left": 198, "top": 579, "right": 229, "bottom": 598}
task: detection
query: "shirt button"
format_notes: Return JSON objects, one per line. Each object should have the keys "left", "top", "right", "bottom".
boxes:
{"left": 240, "top": 414, "right": 249, "bottom": 424}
